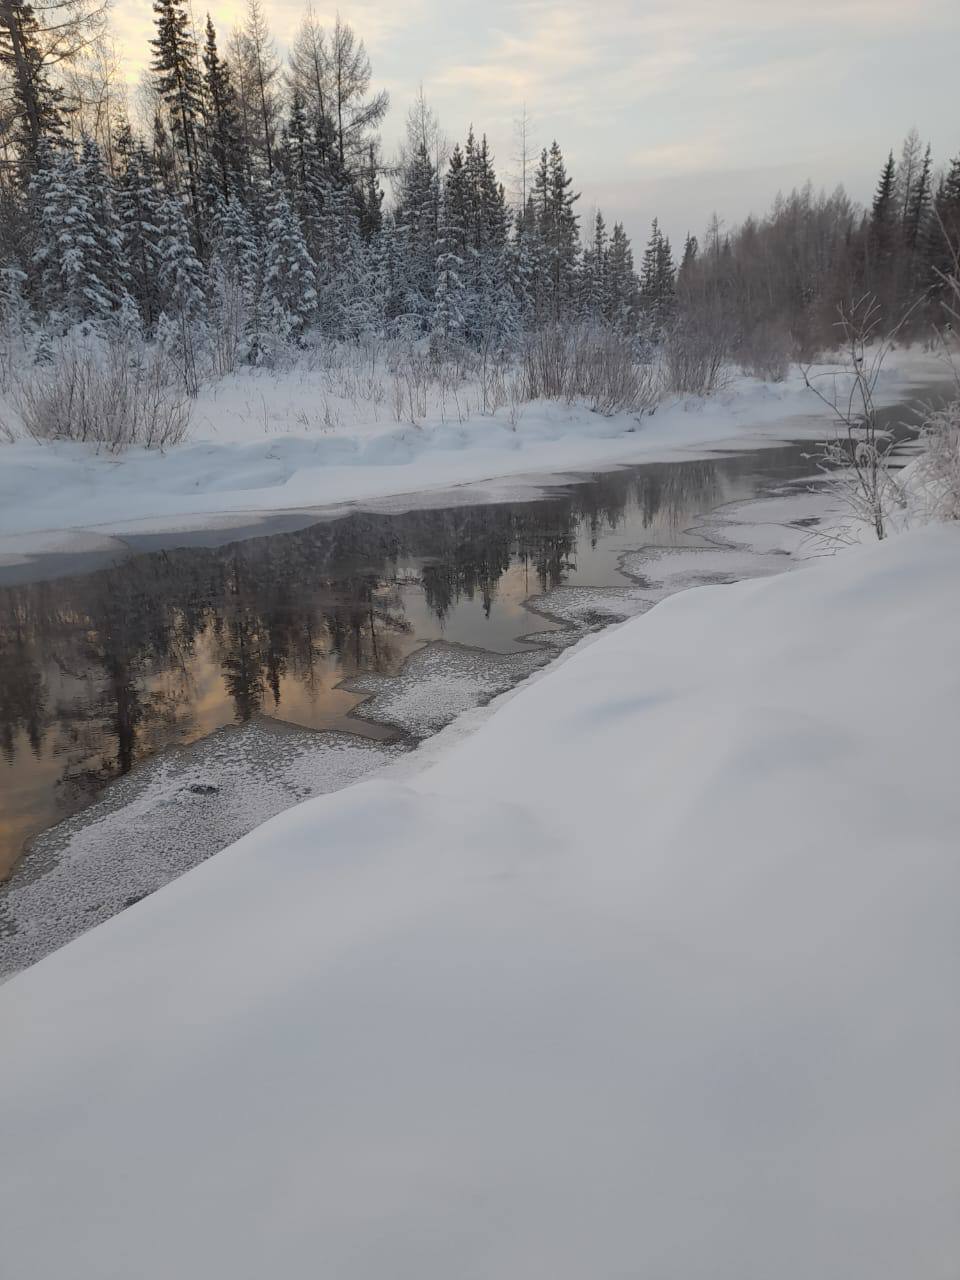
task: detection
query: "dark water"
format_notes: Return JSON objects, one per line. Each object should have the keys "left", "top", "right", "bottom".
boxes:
{"left": 0, "top": 443, "right": 818, "bottom": 878}
{"left": 0, "top": 384, "right": 937, "bottom": 882}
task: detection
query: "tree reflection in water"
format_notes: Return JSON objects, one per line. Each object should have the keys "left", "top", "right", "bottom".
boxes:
{"left": 0, "top": 453, "right": 741, "bottom": 875}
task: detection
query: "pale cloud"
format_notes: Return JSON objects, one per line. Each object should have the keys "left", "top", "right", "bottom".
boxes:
{"left": 110, "top": 0, "right": 960, "bottom": 249}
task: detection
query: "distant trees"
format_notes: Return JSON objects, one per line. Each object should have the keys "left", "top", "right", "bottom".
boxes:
{"left": 0, "top": 0, "right": 957, "bottom": 385}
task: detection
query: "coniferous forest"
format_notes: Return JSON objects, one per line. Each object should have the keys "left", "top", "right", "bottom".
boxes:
{"left": 1, "top": 0, "right": 959, "bottom": 418}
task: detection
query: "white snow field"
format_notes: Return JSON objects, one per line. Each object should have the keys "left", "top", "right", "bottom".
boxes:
{"left": 1, "top": 521, "right": 958, "bottom": 1280}
{"left": 0, "top": 349, "right": 948, "bottom": 560}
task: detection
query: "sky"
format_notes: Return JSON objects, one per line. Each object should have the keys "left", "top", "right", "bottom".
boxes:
{"left": 114, "top": 0, "right": 960, "bottom": 250}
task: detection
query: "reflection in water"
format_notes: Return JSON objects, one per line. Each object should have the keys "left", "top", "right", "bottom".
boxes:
{"left": 0, "top": 449, "right": 799, "bottom": 877}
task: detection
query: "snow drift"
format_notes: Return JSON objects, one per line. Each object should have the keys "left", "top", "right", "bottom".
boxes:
{"left": 1, "top": 524, "right": 958, "bottom": 1279}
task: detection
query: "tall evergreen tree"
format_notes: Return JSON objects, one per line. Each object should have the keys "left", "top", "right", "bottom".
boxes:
{"left": 533, "top": 141, "right": 579, "bottom": 322}
{"left": 605, "top": 222, "right": 637, "bottom": 330}
{"left": 260, "top": 178, "right": 317, "bottom": 353}
{"left": 30, "top": 139, "right": 121, "bottom": 329}
{"left": 201, "top": 15, "right": 245, "bottom": 201}
{"left": 115, "top": 130, "right": 166, "bottom": 329}
{"left": 433, "top": 144, "right": 468, "bottom": 346}
{"left": 151, "top": 0, "right": 204, "bottom": 244}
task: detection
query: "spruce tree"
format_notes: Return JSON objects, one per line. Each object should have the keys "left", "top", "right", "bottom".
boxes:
{"left": 202, "top": 15, "right": 245, "bottom": 201}
{"left": 606, "top": 222, "right": 637, "bottom": 330}
{"left": 116, "top": 130, "right": 166, "bottom": 329}
{"left": 151, "top": 0, "right": 204, "bottom": 245}
{"left": 434, "top": 146, "right": 468, "bottom": 347}
{"left": 260, "top": 179, "right": 317, "bottom": 354}
{"left": 534, "top": 141, "right": 579, "bottom": 323}
{"left": 155, "top": 190, "right": 207, "bottom": 389}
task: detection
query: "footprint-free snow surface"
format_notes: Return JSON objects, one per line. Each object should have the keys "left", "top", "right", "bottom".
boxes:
{"left": 1, "top": 523, "right": 958, "bottom": 1280}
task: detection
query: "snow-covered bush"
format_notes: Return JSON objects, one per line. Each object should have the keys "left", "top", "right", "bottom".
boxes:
{"left": 15, "top": 331, "right": 191, "bottom": 451}
{"left": 913, "top": 396, "right": 960, "bottom": 521}
{"left": 910, "top": 274, "right": 960, "bottom": 521}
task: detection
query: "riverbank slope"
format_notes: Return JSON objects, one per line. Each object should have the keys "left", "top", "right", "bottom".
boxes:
{"left": 1, "top": 520, "right": 958, "bottom": 1279}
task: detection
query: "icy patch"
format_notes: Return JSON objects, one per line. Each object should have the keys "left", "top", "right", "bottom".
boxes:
{"left": 696, "top": 488, "right": 847, "bottom": 557}
{"left": 621, "top": 544, "right": 792, "bottom": 599}
{"left": 0, "top": 719, "right": 399, "bottom": 979}
{"left": 345, "top": 641, "right": 548, "bottom": 737}
{"left": 533, "top": 584, "right": 655, "bottom": 628}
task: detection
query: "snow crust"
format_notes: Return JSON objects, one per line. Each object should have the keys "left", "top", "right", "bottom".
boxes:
{"left": 0, "top": 349, "right": 946, "bottom": 560}
{"left": 0, "top": 721, "right": 398, "bottom": 980}
{"left": 1, "top": 522, "right": 958, "bottom": 1280}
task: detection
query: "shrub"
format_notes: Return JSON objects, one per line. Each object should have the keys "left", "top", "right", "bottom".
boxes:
{"left": 519, "top": 324, "right": 656, "bottom": 416}
{"left": 15, "top": 333, "right": 190, "bottom": 452}
{"left": 662, "top": 305, "right": 730, "bottom": 395}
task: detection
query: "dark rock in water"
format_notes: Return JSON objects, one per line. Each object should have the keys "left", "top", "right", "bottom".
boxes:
{"left": 187, "top": 782, "right": 220, "bottom": 796}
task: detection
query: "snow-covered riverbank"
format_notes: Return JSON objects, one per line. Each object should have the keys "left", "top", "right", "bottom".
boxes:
{"left": 2, "top": 518, "right": 958, "bottom": 1279}
{"left": 0, "top": 349, "right": 948, "bottom": 564}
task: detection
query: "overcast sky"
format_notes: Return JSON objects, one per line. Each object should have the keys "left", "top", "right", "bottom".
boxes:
{"left": 115, "top": 0, "right": 960, "bottom": 250}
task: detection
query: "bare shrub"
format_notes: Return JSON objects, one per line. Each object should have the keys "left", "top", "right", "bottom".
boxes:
{"left": 737, "top": 320, "right": 793, "bottom": 382}
{"left": 801, "top": 294, "right": 919, "bottom": 541}
{"left": 519, "top": 324, "right": 656, "bottom": 416}
{"left": 662, "top": 305, "right": 729, "bottom": 394}
{"left": 207, "top": 276, "right": 248, "bottom": 378}
{"left": 15, "top": 334, "right": 191, "bottom": 452}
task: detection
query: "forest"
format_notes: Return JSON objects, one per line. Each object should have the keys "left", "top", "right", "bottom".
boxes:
{"left": 1, "top": 0, "right": 959, "bottom": 430}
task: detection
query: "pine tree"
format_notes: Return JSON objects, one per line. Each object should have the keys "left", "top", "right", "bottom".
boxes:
{"left": 433, "top": 146, "right": 468, "bottom": 347}
{"left": 116, "top": 129, "right": 166, "bottom": 329}
{"left": 679, "top": 232, "right": 698, "bottom": 275}
{"left": 869, "top": 152, "right": 898, "bottom": 266}
{"left": 533, "top": 141, "right": 579, "bottom": 323}
{"left": 207, "top": 192, "right": 260, "bottom": 365}
{"left": 31, "top": 140, "right": 122, "bottom": 330}
{"left": 151, "top": 0, "right": 204, "bottom": 245}
{"left": 155, "top": 190, "right": 206, "bottom": 389}
{"left": 904, "top": 144, "right": 932, "bottom": 253}
{"left": 394, "top": 129, "right": 439, "bottom": 333}
{"left": 926, "top": 154, "right": 960, "bottom": 308}
{"left": 606, "top": 222, "right": 637, "bottom": 330}
{"left": 260, "top": 178, "right": 317, "bottom": 354}
{"left": 580, "top": 210, "right": 607, "bottom": 321}
{"left": 202, "top": 15, "right": 245, "bottom": 201}
{"left": 639, "top": 218, "right": 674, "bottom": 337}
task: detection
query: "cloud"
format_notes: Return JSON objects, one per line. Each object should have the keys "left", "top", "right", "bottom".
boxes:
{"left": 112, "top": 0, "right": 960, "bottom": 253}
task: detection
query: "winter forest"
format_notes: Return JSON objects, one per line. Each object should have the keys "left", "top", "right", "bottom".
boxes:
{"left": 1, "top": 0, "right": 959, "bottom": 445}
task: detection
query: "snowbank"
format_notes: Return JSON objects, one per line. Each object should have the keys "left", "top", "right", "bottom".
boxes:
{"left": 0, "top": 348, "right": 948, "bottom": 560}
{"left": 2, "top": 522, "right": 958, "bottom": 1279}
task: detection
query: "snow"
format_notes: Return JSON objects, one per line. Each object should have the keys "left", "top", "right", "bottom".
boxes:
{"left": 0, "top": 348, "right": 948, "bottom": 563}
{"left": 0, "top": 720, "right": 400, "bottom": 981}
{"left": 1, "top": 521, "right": 958, "bottom": 1280}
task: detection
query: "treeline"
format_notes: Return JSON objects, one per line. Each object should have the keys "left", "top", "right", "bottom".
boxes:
{"left": 1, "top": 0, "right": 959, "bottom": 383}
{"left": 679, "top": 132, "right": 960, "bottom": 363}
